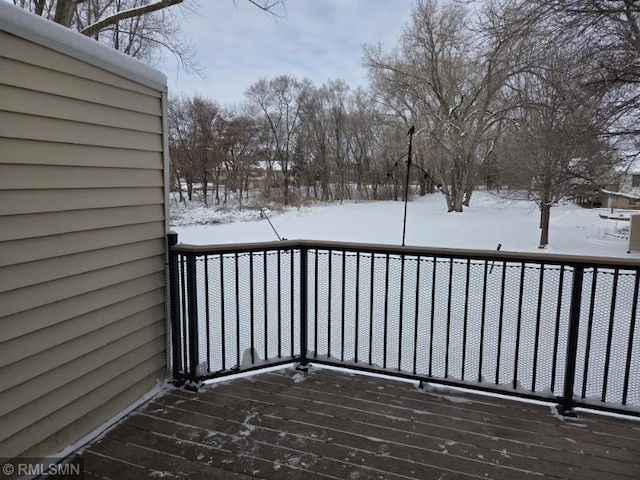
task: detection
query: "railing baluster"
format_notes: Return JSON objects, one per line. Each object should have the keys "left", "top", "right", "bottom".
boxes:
{"left": 496, "top": 260, "right": 507, "bottom": 385}
{"left": 314, "top": 250, "right": 319, "bottom": 358}
{"left": 328, "top": 250, "right": 333, "bottom": 359}
{"left": 622, "top": 270, "right": 640, "bottom": 405}
{"left": 462, "top": 259, "right": 470, "bottom": 381}
{"left": 180, "top": 254, "right": 188, "bottom": 374}
{"left": 551, "top": 265, "right": 565, "bottom": 393}
{"left": 341, "top": 251, "right": 346, "bottom": 362}
{"left": 602, "top": 268, "right": 619, "bottom": 402}
{"left": 398, "top": 254, "right": 406, "bottom": 372}
{"left": 479, "top": 259, "right": 488, "bottom": 383}
{"left": 299, "top": 247, "right": 308, "bottom": 366}
{"left": 290, "top": 248, "right": 295, "bottom": 357}
{"left": 167, "top": 232, "right": 182, "bottom": 381}
{"left": 445, "top": 258, "right": 453, "bottom": 379}
{"left": 249, "top": 253, "right": 255, "bottom": 365}
{"left": 264, "top": 250, "right": 270, "bottom": 360}
{"left": 219, "top": 253, "right": 226, "bottom": 371}
{"left": 413, "top": 256, "right": 421, "bottom": 376}
{"left": 582, "top": 267, "right": 598, "bottom": 399}
{"left": 186, "top": 254, "right": 199, "bottom": 381}
{"left": 514, "top": 262, "right": 525, "bottom": 390}
{"left": 383, "top": 253, "right": 390, "bottom": 369}
{"left": 235, "top": 253, "right": 240, "bottom": 368}
{"left": 355, "top": 252, "right": 360, "bottom": 364}
{"left": 429, "top": 257, "right": 437, "bottom": 378}
{"left": 204, "top": 255, "right": 211, "bottom": 373}
{"left": 369, "top": 253, "right": 375, "bottom": 366}
{"left": 532, "top": 264, "right": 544, "bottom": 392}
{"left": 560, "top": 265, "right": 584, "bottom": 415}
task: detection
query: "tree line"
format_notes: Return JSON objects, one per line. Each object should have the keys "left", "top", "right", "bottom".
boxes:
{"left": 15, "top": 0, "right": 640, "bottom": 247}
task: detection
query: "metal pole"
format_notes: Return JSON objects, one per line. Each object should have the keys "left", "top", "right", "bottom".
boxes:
{"left": 402, "top": 126, "right": 415, "bottom": 246}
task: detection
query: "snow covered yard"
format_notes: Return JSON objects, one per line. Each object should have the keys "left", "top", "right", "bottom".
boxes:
{"left": 172, "top": 191, "right": 639, "bottom": 259}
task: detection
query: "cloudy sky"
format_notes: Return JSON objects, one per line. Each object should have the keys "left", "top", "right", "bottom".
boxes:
{"left": 158, "top": 0, "right": 414, "bottom": 106}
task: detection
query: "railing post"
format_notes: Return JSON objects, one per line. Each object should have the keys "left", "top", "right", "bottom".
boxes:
{"left": 186, "top": 254, "right": 200, "bottom": 384}
{"left": 559, "top": 264, "right": 584, "bottom": 416}
{"left": 298, "top": 246, "right": 309, "bottom": 368}
{"left": 167, "top": 232, "right": 182, "bottom": 382}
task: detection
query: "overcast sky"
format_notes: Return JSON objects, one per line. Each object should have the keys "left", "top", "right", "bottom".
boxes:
{"left": 157, "top": 0, "right": 414, "bottom": 106}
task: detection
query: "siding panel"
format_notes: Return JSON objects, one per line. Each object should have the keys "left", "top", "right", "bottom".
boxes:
{"left": 0, "top": 30, "right": 161, "bottom": 97}
{"left": 0, "top": 138, "right": 162, "bottom": 169}
{"left": 0, "top": 83, "right": 162, "bottom": 133}
{"left": 0, "top": 304, "right": 164, "bottom": 408}
{"left": 0, "top": 205, "right": 164, "bottom": 242}
{"left": 0, "top": 352, "right": 166, "bottom": 459}
{"left": 0, "top": 111, "right": 162, "bottom": 151}
{"left": 0, "top": 256, "right": 164, "bottom": 318}
{"left": 0, "top": 223, "right": 165, "bottom": 267}
{"left": 0, "top": 238, "right": 165, "bottom": 294}
{"left": 0, "top": 4, "right": 168, "bottom": 461}
{"left": 0, "top": 188, "right": 163, "bottom": 216}
{"left": 0, "top": 272, "right": 165, "bottom": 343}
{"left": 0, "top": 292, "right": 165, "bottom": 370}
{"left": 0, "top": 164, "right": 163, "bottom": 190}
{"left": 0, "top": 55, "right": 161, "bottom": 114}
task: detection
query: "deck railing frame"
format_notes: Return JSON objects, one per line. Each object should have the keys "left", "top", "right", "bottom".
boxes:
{"left": 167, "top": 236, "right": 640, "bottom": 416}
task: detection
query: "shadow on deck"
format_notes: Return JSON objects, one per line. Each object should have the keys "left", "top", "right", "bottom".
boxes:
{"left": 74, "top": 367, "right": 640, "bottom": 479}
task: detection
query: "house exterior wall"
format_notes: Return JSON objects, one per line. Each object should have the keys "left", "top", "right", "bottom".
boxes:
{"left": 0, "top": 4, "right": 168, "bottom": 460}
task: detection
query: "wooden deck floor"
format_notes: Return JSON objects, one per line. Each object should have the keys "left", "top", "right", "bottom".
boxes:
{"left": 74, "top": 367, "right": 640, "bottom": 480}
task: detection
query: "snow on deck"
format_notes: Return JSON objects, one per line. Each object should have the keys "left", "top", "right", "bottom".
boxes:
{"left": 73, "top": 367, "right": 640, "bottom": 479}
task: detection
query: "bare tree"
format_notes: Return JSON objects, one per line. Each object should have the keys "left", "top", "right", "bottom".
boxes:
{"left": 168, "top": 95, "right": 221, "bottom": 205}
{"left": 246, "top": 75, "right": 311, "bottom": 206}
{"left": 365, "top": 0, "right": 527, "bottom": 212}
{"left": 497, "top": 45, "right": 617, "bottom": 247}
{"left": 218, "top": 106, "right": 262, "bottom": 209}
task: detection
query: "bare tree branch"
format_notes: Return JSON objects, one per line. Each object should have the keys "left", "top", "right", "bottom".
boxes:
{"left": 80, "top": 0, "right": 184, "bottom": 37}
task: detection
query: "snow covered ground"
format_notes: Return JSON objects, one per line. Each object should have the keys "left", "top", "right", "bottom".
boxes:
{"left": 172, "top": 191, "right": 639, "bottom": 259}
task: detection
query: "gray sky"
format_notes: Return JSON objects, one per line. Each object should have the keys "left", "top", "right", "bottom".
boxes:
{"left": 158, "top": 0, "right": 414, "bottom": 105}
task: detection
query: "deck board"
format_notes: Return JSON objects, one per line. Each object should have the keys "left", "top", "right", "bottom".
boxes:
{"left": 70, "top": 367, "right": 640, "bottom": 479}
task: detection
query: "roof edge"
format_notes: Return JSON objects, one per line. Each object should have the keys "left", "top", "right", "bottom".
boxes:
{"left": 0, "top": 2, "right": 167, "bottom": 91}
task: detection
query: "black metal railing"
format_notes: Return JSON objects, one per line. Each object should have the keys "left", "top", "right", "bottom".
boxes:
{"left": 167, "top": 234, "right": 640, "bottom": 416}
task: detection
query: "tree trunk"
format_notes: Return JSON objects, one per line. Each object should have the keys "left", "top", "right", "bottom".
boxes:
{"left": 463, "top": 187, "right": 474, "bottom": 207}
{"left": 539, "top": 203, "right": 550, "bottom": 248}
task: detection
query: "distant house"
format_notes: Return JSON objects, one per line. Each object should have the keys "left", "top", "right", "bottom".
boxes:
{"left": 601, "top": 169, "right": 640, "bottom": 210}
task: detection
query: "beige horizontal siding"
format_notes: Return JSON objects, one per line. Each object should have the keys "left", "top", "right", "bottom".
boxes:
{"left": 0, "top": 83, "right": 162, "bottom": 134}
{"left": 0, "top": 16, "right": 167, "bottom": 461}
{"left": 0, "top": 238, "right": 165, "bottom": 294}
{"left": 21, "top": 372, "right": 164, "bottom": 460}
{"left": 0, "top": 205, "right": 164, "bottom": 242}
{"left": 0, "top": 256, "right": 164, "bottom": 319}
{"left": 0, "top": 312, "right": 165, "bottom": 410}
{"left": 0, "top": 138, "right": 162, "bottom": 169}
{"left": 0, "top": 54, "right": 161, "bottom": 115}
{"left": 0, "top": 187, "right": 163, "bottom": 216}
{"left": 0, "top": 164, "right": 163, "bottom": 190}
{"left": 0, "top": 272, "right": 165, "bottom": 343}
{"left": 0, "top": 310, "right": 165, "bottom": 415}
{"left": 0, "top": 30, "right": 161, "bottom": 97}
{"left": 0, "top": 111, "right": 162, "bottom": 151}
{"left": 0, "top": 223, "right": 164, "bottom": 268}
{"left": 0, "top": 291, "right": 165, "bottom": 371}
{"left": 0, "top": 348, "right": 166, "bottom": 459}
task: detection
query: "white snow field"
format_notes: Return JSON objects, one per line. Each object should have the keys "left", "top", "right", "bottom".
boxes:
{"left": 172, "top": 191, "right": 638, "bottom": 258}
{"left": 170, "top": 192, "right": 640, "bottom": 412}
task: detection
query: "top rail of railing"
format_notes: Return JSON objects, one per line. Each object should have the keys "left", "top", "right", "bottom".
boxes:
{"left": 170, "top": 238, "right": 640, "bottom": 269}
